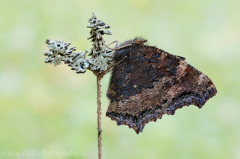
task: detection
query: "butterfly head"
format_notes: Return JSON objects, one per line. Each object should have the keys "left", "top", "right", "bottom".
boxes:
{"left": 132, "top": 38, "right": 147, "bottom": 45}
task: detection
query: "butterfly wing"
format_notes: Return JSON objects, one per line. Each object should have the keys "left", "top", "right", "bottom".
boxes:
{"left": 106, "top": 40, "right": 217, "bottom": 134}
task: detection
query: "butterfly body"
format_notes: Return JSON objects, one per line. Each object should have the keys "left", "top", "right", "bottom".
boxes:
{"left": 106, "top": 37, "right": 217, "bottom": 134}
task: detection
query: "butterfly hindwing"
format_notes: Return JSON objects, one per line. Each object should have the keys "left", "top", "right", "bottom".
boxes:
{"left": 106, "top": 38, "right": 217, "bottom": 134}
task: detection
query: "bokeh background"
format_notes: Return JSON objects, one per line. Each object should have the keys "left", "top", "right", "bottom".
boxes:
{"left": 0, "top": 0, "right": 240, "bottom": 159}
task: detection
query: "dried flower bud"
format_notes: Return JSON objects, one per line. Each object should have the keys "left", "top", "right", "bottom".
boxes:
{"left": 43, "top": 12, "right": 113, "bottom": 74}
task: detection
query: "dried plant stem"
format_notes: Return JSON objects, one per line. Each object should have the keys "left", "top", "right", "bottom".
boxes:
{"left": 94, "top": 64, "right": 113, "bottom": 159}
{"left": 97, "top": 75, "right": 102, "bottom": 159}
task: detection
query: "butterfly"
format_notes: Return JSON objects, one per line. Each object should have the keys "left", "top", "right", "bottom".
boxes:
{"left": 106, "top": 37, "right": 217, "bottom": 134}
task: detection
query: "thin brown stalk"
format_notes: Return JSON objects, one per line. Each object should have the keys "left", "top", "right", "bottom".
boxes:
{"left": 96, "top": 74, "right": 102, "bottom": 159}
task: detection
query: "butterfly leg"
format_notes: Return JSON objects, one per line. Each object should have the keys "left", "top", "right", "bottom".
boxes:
{"left": 107, "top": 40, "right": 119, "bottom": 48}
{"left": 105, "top": 41, "right": 132, "bottom": 50}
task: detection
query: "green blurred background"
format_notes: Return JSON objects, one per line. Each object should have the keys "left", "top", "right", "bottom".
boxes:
{"left": 0, "top": 0, "right": 240, "bottom": 159}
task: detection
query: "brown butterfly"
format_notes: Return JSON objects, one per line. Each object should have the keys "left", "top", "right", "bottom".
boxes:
{"left": 106, "top": 37, "right": 217, "bottom": 134}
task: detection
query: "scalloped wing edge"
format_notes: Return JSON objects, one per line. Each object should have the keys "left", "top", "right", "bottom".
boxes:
{"left": 106, "top": 84, "right": 217, "bottom": 134}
